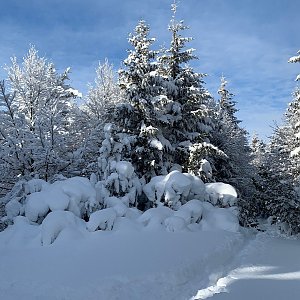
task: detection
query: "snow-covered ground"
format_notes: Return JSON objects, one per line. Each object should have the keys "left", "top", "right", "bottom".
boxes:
{"left": 1, "top": 176, "right": 300, "bottom": 300}
{"left": 0, "top": 223, "right": 244, "bottom": 300}
{"left": 1, "top": 218, "right": 300, "bottom": 300}
{"left": 192, "top": 232, "right": 300, "bottom": 300}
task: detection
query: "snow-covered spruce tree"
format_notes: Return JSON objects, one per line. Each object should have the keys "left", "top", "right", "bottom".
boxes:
{"left": 0, "top": 46, "right": 81, "bottom": 190}
{"left": 157, "top": 3, "right": 223, "bottom": 180}
{"left": 209, "top": 77, "right": 256, "bottom": 225}
{"left": 79, "top": 59, "right": 123, "bottom": 175}
{"left": 250, "top": 51, "right": 300, "bottom": 234}
{"left": 258, "top": 125, "right": 300, "bottom": 234}
{"left": 213, "top": 77, "right": 255, "bottom": 195}
{"left": 115, "top": 20, "right": 172, "bottom": 181}
{"left": 286, "top": 50, "right": 300, "bottom": 184}
{"left": 96, "top": 123, "right": 141, "bottom": 207}
{"left": 250, "top": 133, "right": 266, "bottom": 170}
{"left": 237, "top": 134, "right": 268, "bottom": 225}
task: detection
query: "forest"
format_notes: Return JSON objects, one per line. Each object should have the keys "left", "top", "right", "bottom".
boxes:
{"left": 0, "top": 5, "right": 300, "bottom": 238}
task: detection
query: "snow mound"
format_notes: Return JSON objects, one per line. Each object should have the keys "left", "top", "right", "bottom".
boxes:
{"left": 41, "top": 211, "right": 86, "bottom": 245}
{"left": 104, "top": 196, "right": 128, "bottom": 217}
{"left": 143, "top": 171, "right": 205, "bottom": 208}
{"left": 205, "top": 182, "right": 237, "bottom": 207}
{"left": 138, "top": 206, "right": 173, "bottom": 229}
{"left": 87, "top": 208, "right": 117, "bottom": 232}
{"left": 25, "top": 193, "right": 50, "bottom": 222}
{"left": 8, "top": 177, "right": 98, "bottom": 224}
{"left": 201, "top": 204, "right": 239, "bottom": 233}
{"left": 164, "top": 216, "right": 187, "bottom": 232}
{"left": 178, "top": 199, "right": 203, "bottom": 223}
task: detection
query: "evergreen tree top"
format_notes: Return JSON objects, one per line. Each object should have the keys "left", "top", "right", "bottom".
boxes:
{"left": 218, "top": 76, "right": 240, "bottom": 125}
{"left": 288, "top": 49, "right": 300, "bottom": 81}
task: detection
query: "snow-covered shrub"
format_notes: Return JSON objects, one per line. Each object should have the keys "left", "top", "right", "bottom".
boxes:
{"left": 184, "top": 174, "right": 206, "bottom": 201}
{"left": 41, "top": 211, "right": 87, "bottom": 245}
{"left": 205, "top": 182, "right": 237, "bottom": 207}
{"left": 86, "top": 208, "right": 117, "bottom": 232}
{"left": 176, "top": 199, "right": 204, "bottom": 224}
{"left": 3, "top": 179, "right": 50, "bottom": 225}
{"left": 164, "top": 216, "right": 187, "bottom": 232}
{"left": 200, "top": 202, "right": 239, "bottom": 232}
{"left": 5, "top": 177, "right": 98, "bottom": 224}
{"left": 104, "top": 196, "right": 128, "bottom": 217}
{"left": 143, "top": 170, "right": 205, "bottom": 208}
{"left": 138, "top": 206, "right": 173, "bottom": 229}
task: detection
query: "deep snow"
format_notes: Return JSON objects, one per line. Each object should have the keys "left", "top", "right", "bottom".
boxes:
{"left": 1, "top": 177, "right": 300, "bottom": 300}
{"left": 192, "top": 232, "right": 300, "bottom": 300}
{"left": 1, "top": 217, "right": 300, "bottom": 299}
{"left": 0, "top": 223, "right": 244, "bottom": 300}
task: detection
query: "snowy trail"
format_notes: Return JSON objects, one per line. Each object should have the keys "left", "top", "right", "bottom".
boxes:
{"left": 191, "top": 232, "right": 300, "bottom": 300}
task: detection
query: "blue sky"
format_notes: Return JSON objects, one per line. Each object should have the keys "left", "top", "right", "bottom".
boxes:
{"left": 0, "top": 0, "right": 299, "bottom": 139}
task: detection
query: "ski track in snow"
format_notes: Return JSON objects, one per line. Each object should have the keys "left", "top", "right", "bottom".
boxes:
{"left": 191, "top": 231, "right": 300, "bottom": 300}
{"left": 191, "top": 230, "right": 264, "bottom": 299}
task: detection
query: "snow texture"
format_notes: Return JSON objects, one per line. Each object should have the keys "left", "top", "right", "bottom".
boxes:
{"left": 86, "top": 208, "right": 117, "bottom": 231}
{"left": 0, "top": 214, "right": 243, "bottom": 300}
{"left": 143, "top": 170, "right": 206, "bottom": 208}
{"left": 7, "top": 177, "right": 97, "bottom": 223}
{"left": 41, "top": 211, "right": 86, "bottom": 245}
{"left": 205, "top": 182, "right": 237, "bottom": 207}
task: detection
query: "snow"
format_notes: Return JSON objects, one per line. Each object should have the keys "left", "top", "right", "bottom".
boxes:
{"left": 2, "top": 175, "right": 300, "bottom": 299}
{"left": 201, "top": 205, "right": 240, "bottom": 233}
{"left": 6, "top": 177, "right": 97, "bottom": 223}
{"left": 150, "top": 138, "right": 163, "bottom": 150}
{"left": 0, "top": 215, "right": 243, "bottom": 300}
{"left": 115, "top": 161, "right": 134, "bottom": 178}
{"left": 291, "top": 146, "right": 300, "bottom": 157}
{"left": 164, "top": 215, "right": 187, "bottom": 232}
{"left": 288, "top": 55, "right": 300, "bottom": 63}
{"left": 143, "top": 170, "right": 206, "bottom": 208}
{"left": 66, "top": 87, "right": 83, "bottom": 98}
{"left": 41, "top": 211, "right": 86, "bottom": 245}
{"left": 199, "top": 159, "right": 213, "bottom": 179}
{"left": 176, "top": 199, "right": 203, "bottom": 224}
{"left": 191, "top": 233, "right": 300, "bottom": 300}
{"left": 25, "top": 193, "right": 50, "bottom": 222}
{"left": 138, "top": 206, "right": 173, "bottom": 229}
{"left": 2, "top": 191, "right": 300, "bottom": 300}
{"left": 205, "top": 182, "right": 237, "bottom": 207}
{"left": 86, "top": 208, "right": 117, "bottom": 232}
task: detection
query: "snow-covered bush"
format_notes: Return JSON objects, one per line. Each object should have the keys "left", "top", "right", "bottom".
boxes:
{"left": 205, "top": 182, "right": 237, "bottom": 207}
{"left": 175, "top": 199, "right": 204, "bottom": 224}
{"left": 5, "top": 177, "right": 98, "bottom": 224}
{"left": 138, "top": 206, "right": 173, "bottom": 229}
{"left": 164, "top": 216, "right": 187, "bottom": 232}
{"left": 41, "top": 211, "right": 87, "bottom": 245}
{"left": 86, "top": 208, "right": 117, "bottom": 232}
{"left": 143, "top": 170, "right": 206, "bottom": 208}
{"left": 137, "top": 197, "right": 239, "bottom": 233}
{"left": 143, "top": 170, "right": 237, "bottom": 209}
{"left": 200, "top": 202, "right": 239, "bottom": 233}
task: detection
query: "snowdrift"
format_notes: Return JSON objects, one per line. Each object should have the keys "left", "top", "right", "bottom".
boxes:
{"left": 0, "top": 173, "right": 242, "bottom": 299}
{"left": 2, "top": 173, "right": 239, "bottom": 245}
